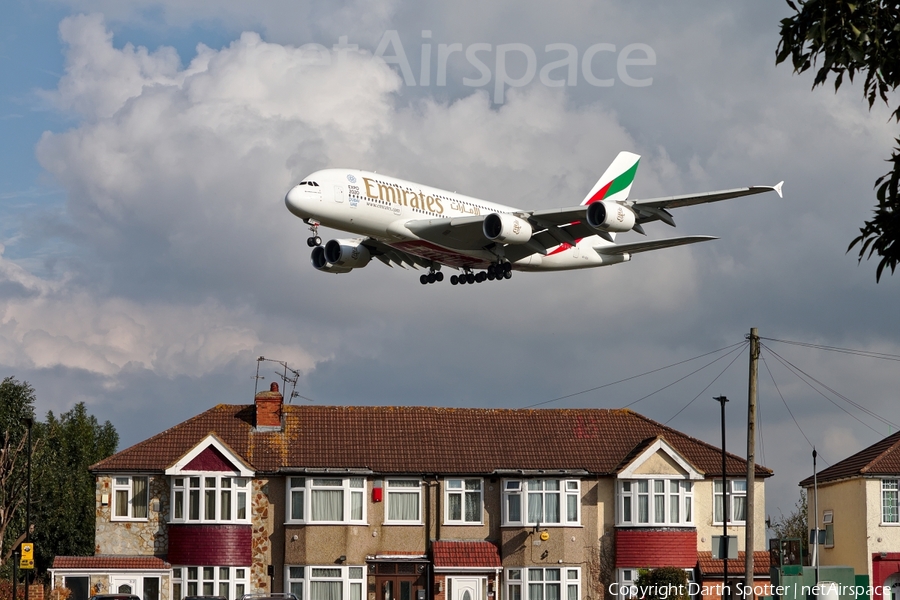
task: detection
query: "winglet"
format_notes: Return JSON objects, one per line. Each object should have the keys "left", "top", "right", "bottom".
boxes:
{"left": 773, "top": 181, "right": 784, "bottom": 198}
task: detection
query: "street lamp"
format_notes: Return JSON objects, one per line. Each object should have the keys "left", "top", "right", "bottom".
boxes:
{"left": 24, "top": 416, "right": 33, "bottom": 600}
{"left": 714, "top": 395, "right": 730, "bottom": 600}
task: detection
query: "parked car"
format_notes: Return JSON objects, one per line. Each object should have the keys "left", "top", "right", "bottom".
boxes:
{"left": 239, "top": 594, "right": 299, "bottom": 600}
{"left": 89, "top": 595, "right": 141, "bottom": 600}
{"left": 183, "top": 596, "right": 227, "bottom": 600}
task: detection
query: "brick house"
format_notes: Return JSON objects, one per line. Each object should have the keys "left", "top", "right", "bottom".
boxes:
{"left": 799, "top": 430, "right": 900, "bottom": 599}
{"left": 50, "top": 384, "right": 771, "bottom": 600}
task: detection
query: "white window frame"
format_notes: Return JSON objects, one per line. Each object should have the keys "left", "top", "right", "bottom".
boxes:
{"left": 444, "top": 478, "right": 484, "bottom": 525}
{"left": 713, "top": 479, "right": 748, "bottom": 526}
{"left": 112, "top": 475, "right": 149, "bottom": 521}
{"left": 883, "top": 480, "right": 899, "bottom": 524}
{"left": 617, "top": 479, "right": 693, "bottom": 526}
{"left": 506, "top": 567, "right": 580, "bottom": 600}
{"left": 170, "top": 475, "right": 250, "bottom": 524}
{"left": 502, "top": 479, "right": 580, "bottom": 526}
{"left": 285, "top": 477, "right": 367, "bottom": 525}
{"left": 172, "top": 565, "right": 248, "bottom": 600}
{"left": 385, "top": 478, "right": 422, "bottom": 524}
{"left": 285, "top": 565, "right": 365, "bottom": 600}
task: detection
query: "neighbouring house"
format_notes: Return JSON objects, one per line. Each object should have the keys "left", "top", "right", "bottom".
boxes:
{"left": 50, "top": 383, "right": 771, "bottom": 600}
{"left": 800, "top": 430, "right": 900, "bottom": 600}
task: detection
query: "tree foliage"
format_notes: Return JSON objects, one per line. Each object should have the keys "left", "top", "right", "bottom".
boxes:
{"left": 33, "top": 403, "right": 119, "bottom": 571}
{"left": 634, "top": 567, "right": 690, "bottom": 600}
{"left": 770, "top": 489, "right": 809, "bottom": 560}
{"left": 776, "top": 0, "right": 900, "bottom": 281}
{"left": 0, "top": 377, "right": 118, "bottom": 577}
{"left": 0, "top": 377, "right": 36, "bottom": 567}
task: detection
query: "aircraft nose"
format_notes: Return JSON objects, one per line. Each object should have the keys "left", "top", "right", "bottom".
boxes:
{"left": 285, "top": 185, "right": 307, "bottom": 217}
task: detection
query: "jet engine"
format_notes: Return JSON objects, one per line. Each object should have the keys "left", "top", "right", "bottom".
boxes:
{"left": 323, "top": 239, "right": 372, "bottom": 269}
{"left": 586, "top": 201, "right": 636, "bottom": 233}
{"left": 483, "top": 213, "right": 533, "bottom": 244}
{"left": 311, "top": 246, "right": 354, "bottom": 273}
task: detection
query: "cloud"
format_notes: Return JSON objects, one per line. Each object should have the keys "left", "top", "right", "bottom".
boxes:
{"left": 8, "top": 4, "right": 900, "bottom": 520}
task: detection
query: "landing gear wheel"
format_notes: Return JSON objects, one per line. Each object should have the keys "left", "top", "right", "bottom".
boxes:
{"left": 436, "top": 271, "right": 444, "bottom": 282}
{"left": 420, "top": 274, "right": 429, "bottom": 285}
{"left": 503, "top": 270, "right": 512, "bottom": 279}
{"left": 307, "top": 236, "right": 322, "bottom": 247}
{"left": 466, "top": 273, "right": 475, "bottom": 284}
{"left": 450, "top": 275, "right": 459, "bottom": 285}
{"left": 427, "top": 273, "right": 436, "bottom": 284}
{"left": 476, "top": 272, "right": 486, "bottom": 283}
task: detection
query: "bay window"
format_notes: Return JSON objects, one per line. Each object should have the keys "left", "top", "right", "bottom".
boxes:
{"left": 286, "top": 566, "right": 365, "bottom": 600}
{"left": 170, "top": 475, "right": 249, "bottom": 523}
{"left": 172, "top": 566, "right": 248, "bottom": 600}
{"left": 286, "top": 477, "right": 366, "bottom": 524}
{"left": 617, "top": 479, "right": 692, "bottom": 526}
{"left": 507, "top": 568, "right": 580, "bottom": 600}
{"left": 714, "top": 479, "right": 747, "bottom": 525}
{"left": 503, "top": 479, "right": 580, "bottom": 526}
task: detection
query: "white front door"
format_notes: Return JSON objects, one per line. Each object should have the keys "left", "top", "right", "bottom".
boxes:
{"left": 450, "top": 578, "right": 483, "bottom": 600}
{"left": 109, "top": 576, "right": 138, "bottom": 595}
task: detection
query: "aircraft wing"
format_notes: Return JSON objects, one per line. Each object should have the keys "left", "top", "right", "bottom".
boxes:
{"left": 405, "top": 216, "right": 488, "bottom": 250}
{"left": 594, "top": 235, "right": 717, "bottom": 256}
{"left": 528, "top": 182, "right": 784, "bottom": 231}
{"left": 628, "top": 182, "right": 783, "bottom": 227}
{"left": 360, "top": 238, "right": 434, "bottom": 269}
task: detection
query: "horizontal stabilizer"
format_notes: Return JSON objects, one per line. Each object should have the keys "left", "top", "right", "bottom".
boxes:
{"left": 595, "top": 235, "right": 717, "bottom": 256}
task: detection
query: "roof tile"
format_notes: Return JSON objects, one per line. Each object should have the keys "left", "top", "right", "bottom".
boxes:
{"left": 92, "top": 405, "right": 771, "bottom": 478}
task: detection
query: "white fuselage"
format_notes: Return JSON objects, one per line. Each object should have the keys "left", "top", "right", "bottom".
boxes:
{"left": 284, "top": 169, "right": 627, "bottom": 271}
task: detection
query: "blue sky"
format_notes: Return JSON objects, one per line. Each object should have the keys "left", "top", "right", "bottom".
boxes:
{"left": 2, "top": 0, "right": 899, "bottom": 519}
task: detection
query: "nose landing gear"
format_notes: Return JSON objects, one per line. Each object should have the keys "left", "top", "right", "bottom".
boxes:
{"left": 306, "top": 221, "right": 322, "bottom": 247}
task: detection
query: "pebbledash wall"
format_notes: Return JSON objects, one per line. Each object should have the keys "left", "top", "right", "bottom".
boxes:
{"left": 95, "top": 475, "right": 169, "bottom": 555}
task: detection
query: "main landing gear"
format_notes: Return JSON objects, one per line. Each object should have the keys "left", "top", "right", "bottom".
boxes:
{"left": 306, "top": 221, "right": 322, "bottom": 247}
{"left": 419, "top": 268, "right": 445, "bottom": 285}
{"left": 449, "top": 263, "right": 512, "bottom": 285}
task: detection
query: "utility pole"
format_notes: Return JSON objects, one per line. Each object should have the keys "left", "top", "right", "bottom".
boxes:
{"left": 745, "top": 328, "right": 759, "bottom": 596}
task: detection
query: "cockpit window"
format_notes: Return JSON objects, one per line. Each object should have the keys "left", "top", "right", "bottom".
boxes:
{"left": 298, "top": 181, "right": 319, "bottom": 187}
{"left": 298, "top": 181, "right": 308, "bottom": 186}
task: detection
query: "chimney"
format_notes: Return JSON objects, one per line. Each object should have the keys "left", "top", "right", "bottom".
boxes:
{"left": 255, "top": 382, "right": 283, "bottom": 430}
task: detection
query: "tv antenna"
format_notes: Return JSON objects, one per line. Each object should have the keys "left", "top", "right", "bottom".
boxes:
{"left": 254, "top": 356, "right": 313, "bottom": 403}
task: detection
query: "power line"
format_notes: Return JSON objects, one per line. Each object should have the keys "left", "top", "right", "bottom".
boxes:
{"left": 663, "top": 343, "right": 748, "bottom": 424}
{"left": 759, "top": 351, "right": 828, "bottom": 466}
{"left": 762, "top": 342, "right": 899, "bottom": 434}
{"left": 522, "top": 341, "right": 747, "bottom": 408}
{"left": 760, "top": 337, "right": 900, "bottom": 361}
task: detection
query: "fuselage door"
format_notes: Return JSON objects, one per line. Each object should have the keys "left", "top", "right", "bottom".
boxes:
{"left": 334, "top": 185, "right": 345, "bottom": 203}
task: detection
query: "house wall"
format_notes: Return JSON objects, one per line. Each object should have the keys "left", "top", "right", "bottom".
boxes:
{"left": 251, "top": 477, "right": 276, "bottom": 593}
{"left": 94, "top": 475, "right": 168, "bottom": 556}
{"left": 694, "top": 479, "right": 766, "bottom": 553}
{"left": 807, "top": 478, "right": 869, "bottom": 576}
{"left": 865, "top": 478, "right": 900, "bottom": 597}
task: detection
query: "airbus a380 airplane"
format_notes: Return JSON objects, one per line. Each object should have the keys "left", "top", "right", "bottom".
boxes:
{"left": 284, "top": 152, "right": 783, "bottom": 286}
